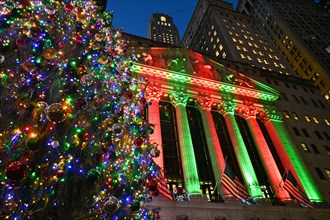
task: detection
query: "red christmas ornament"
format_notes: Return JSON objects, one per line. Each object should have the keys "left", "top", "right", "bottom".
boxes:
{"left": 58, "top": 42, "right": 65, "bottom": 48}
{"left": 56, "top": 170, "right": 65, "bottom": 178}
{"left": 74, "top": 35, "right": 83, "bottom": 44}
{"left": 110, "top": 49, "right": 117, "bottom": 56}
{"left": 16, "top": 38, "right": 25, "bottom": 46}
{"left": 64, "top": 3, "right": 74, "bottom": 13}
{"left": 133, "top": 137, "right": 143, "bottom": 147}
{"left": 5, "top": 161, "right": 26, "bottom": 181}
{"left": 125, "top": 91, "right": 133, "bottom": 99}
{"left": 155, "top": 213, "right": 160, "bottom": 219}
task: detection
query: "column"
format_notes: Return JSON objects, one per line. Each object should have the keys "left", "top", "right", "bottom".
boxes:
{"left": 197, "top": 96, "right": 231, "bottom": 197}
{"left": 218, "top": 102, "right": 263, "bottom": 198}
{"left": 259, "top": 110, "right": 323, "bottom": 202}
{"left": 238, "top": 105, "right": 290, "bottom": 201}
{"left": 170, "top": 91, "right": 200, "bottom": 194}
{"left": 146, "top": 86, "right": 164, "bottom": 171}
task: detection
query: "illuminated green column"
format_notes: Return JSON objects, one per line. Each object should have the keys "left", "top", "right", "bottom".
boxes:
{"left": 197, "top": 97, "right": 230, "bottom": 197}
{"left": 238, "top": 105, "right": 290, "bottom": 201}
{"left": 170, "top": 91, "right": 200, "bottom": 194}
{"left": 260, "top": 110, "right": 323, "bottom": 202}
{"left": 146, "top": 85, "right": 164, "bottom": 171}
{"left": 218, "top": 102, "right": 263, "bottom": 198}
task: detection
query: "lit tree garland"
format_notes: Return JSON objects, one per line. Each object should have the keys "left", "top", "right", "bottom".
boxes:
{"left": 0, "top": 0, "right": 159, "bottom": 219}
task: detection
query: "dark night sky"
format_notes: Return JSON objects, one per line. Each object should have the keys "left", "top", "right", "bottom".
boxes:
{"left": 106, "top": 0, "right": 238, "bottom": 40}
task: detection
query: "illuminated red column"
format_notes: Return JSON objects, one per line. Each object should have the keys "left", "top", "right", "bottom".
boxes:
{"left": 237, "top": 105, "right": 290, "bottom": 201}
{"left": 146, "top": 86, "right": 164, "bottom": 171}
{"left": 170, "top": 91, "right": 200, "bottom": 194}
{"left": 197, "top": 97, "right": 231, "bottom": 197}
{"left": 218, "top": 102, "right": 263, "bottom": 198}
{"left": 259, "top": 111, "right": 323, "bottom": 202}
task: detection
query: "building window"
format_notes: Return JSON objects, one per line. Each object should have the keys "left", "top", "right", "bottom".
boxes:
{"left": 292, "top": 127, "right": 300, "bottom": 136}
{"left": 310, "top": 99, "right": 318, "bottom": 107}
{"left": 292, "top": 112, "right": 299, "bottom": 120}
{"left": 292, "top": 95, "right": 300, "bottom": 104}
{"left": 305, "top": 115, "right": 311, "bottom": 122}
{"left": 283, "top": 111, "right": 290, "bottom": 119}
{"left": 315, "top": 167, "right": 326, "bottom": 180}
{"left": 317, "top": 100, "right": 325, "bottom": 109}
{"left": 299, "top": 96, "right": 307, "bottom": 105}
{"left": 314, "top": 131, "right": 323, "bottom": 140}
{"left": 160, "top": 16, "right": 166, "bottom": 22}
{"left": 325, "top": 169, "right": 330, "bottom": 179}
{"left": 159, "top": 101, "right": 183, "bottom": 183}
{"left": 300, "top": 143, "right": 310, "bottom": 152}
{"left": 310, "top": 144, "right": 320, "bottom": 154}
{"left": 312, "top": 116, "right": 319, "bottom": 124}
{"left": 325, "top": 146, "right": 330, "bottom": 156}
{"left": 325, "top": 119, "right": 330, "bottom": 126}
{"left": 323, "top": 132, "right": 330, "bottom": 141}
{"left": 280, "top": 92, "right": 288, "bottom": 101}
{"left": 301, "top": 128, "right": 310, "bottom": 137}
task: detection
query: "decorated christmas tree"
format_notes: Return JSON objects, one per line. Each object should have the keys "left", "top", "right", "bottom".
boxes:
{"left": 0, "top": 1, "right": 161, "bottom": 219}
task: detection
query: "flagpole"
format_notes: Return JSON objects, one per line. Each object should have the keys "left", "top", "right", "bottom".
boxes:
{"left": 216, "top": 156, "right": 227, "bottom": 201}
{"left": 271, "top": 169, "right": 287, "bottom": 204}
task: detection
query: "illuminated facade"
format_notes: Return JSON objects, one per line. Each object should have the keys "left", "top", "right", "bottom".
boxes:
{"left": 237, "top": 0, "right": 330, "bottom": 101}
{"left": 181, "top": 0, "right": 292, "bottom": 75}
{"left": 123, "top": 33, "right": 330, "bottom": 219}
{"left": 148, "top": 13, "right": 180, "bottom": 46}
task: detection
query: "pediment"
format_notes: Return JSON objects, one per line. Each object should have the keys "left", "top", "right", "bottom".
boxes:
{"left": 129, "top": 47, "right": 279, "bottom": 102}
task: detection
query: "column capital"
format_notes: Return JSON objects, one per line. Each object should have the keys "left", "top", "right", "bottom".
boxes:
{"left": 145, "top": 85, "right": 162, "bottom": 102}
{"left": 197, "top": 96, "right": 213, "bottom": 111}
{"left": 258, "top": 107, "right": 282, "bottom": 124}
{"left": 217, "top": 101, "right": 236, "bottom": 115}
{"left": 170, "top": 91, "right": 188, "bottom": 107}
{"left": 236, "top": 104, "right": 258, "bottom": 119}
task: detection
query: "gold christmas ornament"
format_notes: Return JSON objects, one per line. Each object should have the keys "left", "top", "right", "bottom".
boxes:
{"left": 98, "top": 54, "right": 108, "bottom": 64}
{"left": 22, "top": 60, "right": 35, "bottom": 72}
{"left": 43, "top": 48, "right": 57, "bottom": 60}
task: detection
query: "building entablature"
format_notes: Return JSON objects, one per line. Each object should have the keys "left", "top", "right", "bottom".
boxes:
{"left": 129, "top": 47, "right": 280, "bottom": 112}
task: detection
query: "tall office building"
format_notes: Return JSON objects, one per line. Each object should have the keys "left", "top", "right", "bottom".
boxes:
{"left": 318, "top": 0, "right": 330, "bottom": 12}
{"left": 148, "top": 13, "right": 180, "bottom": 46}
{"left": 181, "top": 0, "right": 293, "bottom": 76}
{"left": 237, "top": 0, "right": 330, "bottom": 101}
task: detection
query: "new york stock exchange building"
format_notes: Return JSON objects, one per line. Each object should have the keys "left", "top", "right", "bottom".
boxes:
{"left": 123, "top": 33, "right": 330, "bottom": 220}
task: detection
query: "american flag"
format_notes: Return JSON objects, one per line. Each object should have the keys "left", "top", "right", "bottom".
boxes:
{"left": 221, "top": 164, "right": 249, "bottom": 200}
{"left": 283, "top": 170, "right": 313, "bottom": 208}
{"left": 157, "top": 172, "right": 173, "bottom": 201}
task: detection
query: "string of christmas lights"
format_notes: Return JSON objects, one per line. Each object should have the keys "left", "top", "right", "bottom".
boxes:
{"left": 0, "top": 0, "right": 162, "bottom": 219}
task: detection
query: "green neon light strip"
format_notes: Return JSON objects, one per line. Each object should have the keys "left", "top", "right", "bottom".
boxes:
{"left": 271, "top": 121, "right": 323, "bottom": 201}
{"left": 175, "top": 104, "right": 201, "bottom": 194}
{"left": 224, "top": 113, "right": 263, "bottom": 198}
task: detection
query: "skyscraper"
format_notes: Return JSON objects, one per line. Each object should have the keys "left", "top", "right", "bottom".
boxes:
{"left": 181, "top": 0, "right": 293, "bottom": 76}
{"left": 148, "top": 13, "right": 180, "bottom": 46}
{"left": 237, "top": 0, "right": 330, "bottom": 101}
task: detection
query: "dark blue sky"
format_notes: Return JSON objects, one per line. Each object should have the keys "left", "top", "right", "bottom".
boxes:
{"left": 106, "top": 0, "right": 238, "bottom": 40}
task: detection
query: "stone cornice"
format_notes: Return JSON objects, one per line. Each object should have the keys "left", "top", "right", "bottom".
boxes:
{"left": 131, "top": 63, "right": 278, "bottom": 102}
